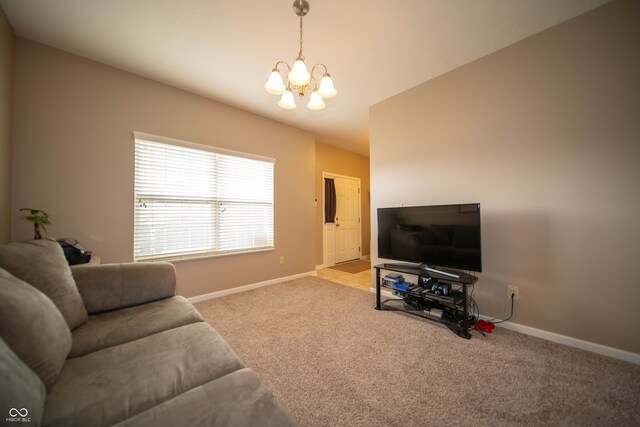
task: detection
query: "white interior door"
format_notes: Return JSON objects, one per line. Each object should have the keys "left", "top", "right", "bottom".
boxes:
{"left": 322, "top": 223, "right": 335, "bottom": 266}
{"left": 334, "top": 176, "right": 360, "bottom": 263}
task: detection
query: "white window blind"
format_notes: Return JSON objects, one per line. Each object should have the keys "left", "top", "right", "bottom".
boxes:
{"left": 134, "top": 134, "right": 274, "bottom": 261}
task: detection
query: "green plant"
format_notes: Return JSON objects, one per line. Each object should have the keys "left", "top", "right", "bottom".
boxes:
{"left": 19, "top": 208, "right": 52, "bottom": 240}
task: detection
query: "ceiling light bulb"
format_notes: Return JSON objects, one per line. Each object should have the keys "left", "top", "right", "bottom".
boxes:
{"left": 317, "top": 74, "right": 337, "bottom": 98}
{"left": 307, "top": 90, "right": 326, "bottom": 110}
{"left": 264, "top": 70, "right": 285, "bottom": 95}
{"left": 278, "top": 89, "right": 296, "bottom": 109}
{"left": 288, "top": 59, "right": 311, "bottom": 86}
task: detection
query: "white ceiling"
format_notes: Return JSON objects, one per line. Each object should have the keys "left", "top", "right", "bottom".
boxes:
{"left": 1, "top": 0, "right": 610, "bottom": 155}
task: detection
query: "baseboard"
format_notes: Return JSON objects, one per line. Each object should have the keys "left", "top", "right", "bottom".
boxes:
{"left": 360, "top": 255, "right": 370, "bottom": 260}
{"left": 479, "top": 315, "right": 640, "bottom": 365}
{"left": 369, "top": 287, "right": 639, "bottom": 364}
{"left": 316, "top": 264, "right": 326, "bottom": 270}
{"left": 187, "top": 271, "right": 316, "bottom": 304}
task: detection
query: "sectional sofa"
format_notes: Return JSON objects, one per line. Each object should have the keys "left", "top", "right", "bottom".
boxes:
{"left": 0, "top": 239, "right": 297, "bottom": 426}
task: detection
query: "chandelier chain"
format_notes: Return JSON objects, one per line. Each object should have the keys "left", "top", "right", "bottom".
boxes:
{"left": 298, "top": 17, "right": 304, "bottom": 59}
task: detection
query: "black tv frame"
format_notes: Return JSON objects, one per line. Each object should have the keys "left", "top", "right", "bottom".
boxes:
{"left": 377, "top": 203, "right": 482, "bottom": 277}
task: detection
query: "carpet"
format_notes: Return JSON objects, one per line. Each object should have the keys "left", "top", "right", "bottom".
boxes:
{"left": 194, "top": 277, "right": 640, "bottom": 427}
{"left": 329, "top": 259, "right": 371, "bottom": 274}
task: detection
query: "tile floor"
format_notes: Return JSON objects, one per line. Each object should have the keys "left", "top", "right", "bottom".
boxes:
{"left": 315, "top": 266, "right": 373, "bottom": 292}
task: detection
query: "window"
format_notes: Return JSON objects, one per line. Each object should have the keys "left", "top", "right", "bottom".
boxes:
{"left": 133, "top": 133, "right": 274, "bottom": 261}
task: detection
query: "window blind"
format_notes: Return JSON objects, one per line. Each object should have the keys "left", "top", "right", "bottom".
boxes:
{"left": 134, "top": 135, "right": 274, "bottom": 261}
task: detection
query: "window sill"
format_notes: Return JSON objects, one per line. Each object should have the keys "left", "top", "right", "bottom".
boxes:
{"left": 135, "top": 247, "right": 275, "bottom": 264}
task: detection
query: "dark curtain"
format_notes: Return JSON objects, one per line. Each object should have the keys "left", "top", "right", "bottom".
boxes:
{"left": 324, "top": 178, "right": 336, "bottom": 223}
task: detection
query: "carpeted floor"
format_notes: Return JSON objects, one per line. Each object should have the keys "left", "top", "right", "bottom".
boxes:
{"left": 329, "top": 260, "right": 371, "bottom": 274}
{"left": 194, "top": 276, "right": 640, "bottom": 427}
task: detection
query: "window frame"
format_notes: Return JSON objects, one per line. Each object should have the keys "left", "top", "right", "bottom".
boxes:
{"left": 133, "top": 131, "right": 276, "bottom": 262}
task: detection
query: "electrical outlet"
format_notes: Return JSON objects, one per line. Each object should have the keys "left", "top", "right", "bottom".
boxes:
{"left": 279, "top": 256, "right": 285, "bottom": 265}
{"left": 507, "top": 285, "right": 519, "bottom": 300}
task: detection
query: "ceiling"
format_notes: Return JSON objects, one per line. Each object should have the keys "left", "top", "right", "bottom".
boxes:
{"left": 1, "top": 0, "right": 610, "bottom": 155}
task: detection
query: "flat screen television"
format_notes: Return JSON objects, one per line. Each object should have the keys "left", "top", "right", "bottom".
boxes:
{"left": 377, "top": 203, "right": 482, "bottom": 273}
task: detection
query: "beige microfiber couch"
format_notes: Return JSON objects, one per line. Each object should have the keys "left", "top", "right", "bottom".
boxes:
{"left": 0, "top": 239, "right": 297, "bottom": 427}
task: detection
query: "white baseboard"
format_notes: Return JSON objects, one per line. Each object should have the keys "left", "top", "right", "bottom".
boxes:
{"left": 187, "top": 271, "right": 316, "bottom": 304}
{"left": 316, "top": 264, "right": 326, "bottom": 270}
{"left": 370, "top": 287, "right": 639, "bottom": 364}
{"left": 479, "top": 315, "right": 640, "bottom": 365}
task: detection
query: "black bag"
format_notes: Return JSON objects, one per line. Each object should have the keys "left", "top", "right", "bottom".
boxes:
{"left": 57, "top": 238, "right": 92, "bottom": 266}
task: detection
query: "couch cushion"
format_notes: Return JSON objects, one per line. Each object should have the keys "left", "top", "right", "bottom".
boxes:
{"left": 113, "top": 368, "right": 298, "bottom": 427}
{"left": 0, "top": 239, "right": 88, "bottom": 329}
{"left": 69, "top": 296, "right": 204, "bottom": 358}
{"left": 44, "top": 322, "right": 244, "bottom": 427}
{"left": 0, "top": 337, "right": 46, "bottom": 427}
{"left": 71, "top": 262, "right": 176, "bottom": 314}
{"left": 0, "top": 268, "right": 72, "bottom": 390}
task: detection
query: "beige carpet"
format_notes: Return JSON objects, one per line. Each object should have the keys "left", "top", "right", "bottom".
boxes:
{"left": 329, "top": 260, "right": 371, "bottom": 274}
{"left": 194, "top": 277, "right": 640, "bottom": 427}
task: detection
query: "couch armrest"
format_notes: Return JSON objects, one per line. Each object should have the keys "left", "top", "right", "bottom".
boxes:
{"left": 71, "top": 262, "right": 176, "bottom": 314}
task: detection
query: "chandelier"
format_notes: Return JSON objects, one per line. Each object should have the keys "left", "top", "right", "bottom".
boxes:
{"left": 264, "top": 0, "right": 337, "bottom": 110}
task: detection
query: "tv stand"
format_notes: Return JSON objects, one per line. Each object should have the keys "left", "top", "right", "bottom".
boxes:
{"left": 374, "top": 264, "right": 478, "bottom": 339}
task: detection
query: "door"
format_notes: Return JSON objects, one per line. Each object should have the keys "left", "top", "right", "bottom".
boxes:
{"left": 334, "top": 176, "right": 360, "bottom": 263}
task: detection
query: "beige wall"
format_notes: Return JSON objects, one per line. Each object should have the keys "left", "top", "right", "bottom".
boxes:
{"left": 0, "top": 7, "right": 13, "bottom": 244}
{"left": 12, "top": 39, "right": 316, "bottom": 298}
{"left": 370, "top": 0, "right": 640, "bottom": 354}
{"left": 315, "top": 141, "right": 370, "bottom": 266}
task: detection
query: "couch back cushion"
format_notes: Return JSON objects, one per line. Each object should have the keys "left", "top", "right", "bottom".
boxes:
{"left": 0, "top": 239, "right": 88, "bottom": 329}
{"left": 0, "top": 268, "right": 72, "bottom": 390}
{"left": 0, "top": 337, "right": 46, "bottom": 426}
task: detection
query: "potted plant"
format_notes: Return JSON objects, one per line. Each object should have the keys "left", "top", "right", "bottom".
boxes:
{"left": 19, "top": 208, "right": 52, "bottom": 240}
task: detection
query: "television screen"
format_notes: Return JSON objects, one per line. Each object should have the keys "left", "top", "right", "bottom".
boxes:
{"left": 377, "top": 203, "right": 482, "bottom": 272}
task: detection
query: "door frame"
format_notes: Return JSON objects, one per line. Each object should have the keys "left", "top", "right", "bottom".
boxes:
{"left": 322, "top": 172, "right": 362, "bottom": 267}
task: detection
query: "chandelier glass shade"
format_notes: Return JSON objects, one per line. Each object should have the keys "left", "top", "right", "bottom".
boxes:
{"left": 288, "top": 59, "right": 311, "bottom": 87}
{"left": 278, "top": 89, "right": 296, "bottom": 109}
{"left": 265, "top": 0, "right": 336, "bottom": 110}
{"left": 307, "top": 90, "right": 325, "bottom": 110}
{"left": 265, "top": 71, "right": 285, "bottom": 95}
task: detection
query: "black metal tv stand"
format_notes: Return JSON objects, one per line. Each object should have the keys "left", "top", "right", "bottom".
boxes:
{"left": 374, "top": 263, "right": 478, "bottom": 339}
{"left": 381, "top": 262, "right": 462, "bottom": 280}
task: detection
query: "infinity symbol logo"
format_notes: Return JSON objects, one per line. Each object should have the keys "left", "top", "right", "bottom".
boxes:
{"left": 9, "top": 408, "right": 28, "bottom": 417}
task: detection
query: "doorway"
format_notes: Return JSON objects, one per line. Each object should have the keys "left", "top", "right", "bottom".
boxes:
{"left": 322, "top": 173, "right": 361, "bottom": 266}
